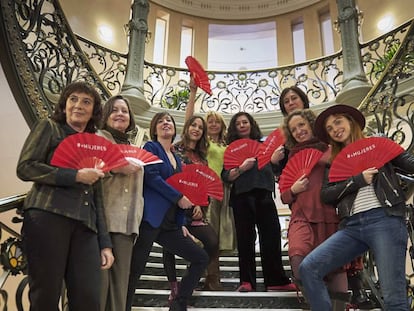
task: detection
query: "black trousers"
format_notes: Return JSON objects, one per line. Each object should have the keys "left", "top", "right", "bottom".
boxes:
{"left": 232, "top": 189, "right": 290, "bottom": 289}
{"left": 126, "top": 221, "right": 209, "bottom": 310}
{"left": 163, "top": 222, "right": 219, "bottom": 281}
{"left": 23, "top": 209, "right": 101, "bottom": 311}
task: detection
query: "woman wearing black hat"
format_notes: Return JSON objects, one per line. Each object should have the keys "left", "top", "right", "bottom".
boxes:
{"left": 299, "top": 104, "right": 414, "bottom": 311}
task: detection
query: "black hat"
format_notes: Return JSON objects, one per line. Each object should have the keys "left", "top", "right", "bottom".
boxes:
{"left": 314, "top": 104, "right": 365, "bottom": 143}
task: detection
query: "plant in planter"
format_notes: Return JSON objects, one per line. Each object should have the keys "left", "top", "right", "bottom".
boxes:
{"left": 162, "top": 87, "right": 190, "bottom": 110}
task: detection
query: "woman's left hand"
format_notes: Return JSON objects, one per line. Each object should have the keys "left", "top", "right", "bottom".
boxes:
{"left": 101, "top": 247, "right": 115, "bottom": 270}
{"left": 182, "top": 226, "right": 197, "bottom": 242}
{"left": 192, "top": 205, "right": 203, "bottom": 220}
{"left": 111, "top": 163, "right": 142, "bottom": 175}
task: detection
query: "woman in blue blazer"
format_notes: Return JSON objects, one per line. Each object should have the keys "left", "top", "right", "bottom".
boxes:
{"left": 126, "top": 112, "right": 209, "bottom": 311}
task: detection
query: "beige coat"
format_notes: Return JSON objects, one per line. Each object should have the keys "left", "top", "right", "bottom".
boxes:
{"left": 98, "top": 130, "right": 144, "bottom": 236}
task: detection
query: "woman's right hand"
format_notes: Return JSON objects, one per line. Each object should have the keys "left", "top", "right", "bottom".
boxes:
{"left": 291, "top": 174, "right": 309, "bottom": 194}
{"left": 177, "top": 195, "right": 193, "bottom": 210}
{"left": 240, "top": 157, "right": 256, "bottom": 172}
{"left": 270, "top": 146, "right": 285, "bottom": 164}
{"left": 362, "top": 167, "right": 378, "bottom": 184}
{"left": 76, "top": 168, "right": 104, "bottom": 185}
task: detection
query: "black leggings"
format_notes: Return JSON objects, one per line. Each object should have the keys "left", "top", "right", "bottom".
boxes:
{"left": 163, "top": 223, "right": 219, "bottom": 282}
{"left": 126, "top": 221, "right": 209, "bottom": 310}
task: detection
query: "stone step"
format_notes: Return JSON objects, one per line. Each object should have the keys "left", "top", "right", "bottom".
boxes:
{"left": 132, "top": 308, "right": 307, "bottom": 311}
{"left": 132, "top": 244, "right": 382, "bottom": 310}
{"left": 132, "top": 288, "right": 307, "bottom": 309}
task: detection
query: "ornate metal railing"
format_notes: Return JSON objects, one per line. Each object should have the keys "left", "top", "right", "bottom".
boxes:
{"left": 359, "top": 21, "right": 414, "bottom": 152}
{"left": 76, "top": 20, "right": 413, "bottom": 114}
{"left": 0, "top": 195, "right": 27, "bottom": 311}
{"left": 361, "top": 19, "right": 413, "bottom": 85}
{"left": 0, "top": 0, "right": 112, "bottom": 126}
{"left": 2, "top": 0, "right": 413, "bottom": 121}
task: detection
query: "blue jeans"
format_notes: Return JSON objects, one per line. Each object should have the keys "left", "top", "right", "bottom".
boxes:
{"left": 299, "top": 208, "right": 408, "bottom": 311}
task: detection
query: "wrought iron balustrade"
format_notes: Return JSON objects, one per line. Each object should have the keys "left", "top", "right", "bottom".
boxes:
{"left": 359, "top": 20, "right": 414, "bottom": 153}
{"left": 3, "top": 0, "right": 413, "bottom": 119}
{"left": 0, "top": 195, "right": 27, "bottom": 311}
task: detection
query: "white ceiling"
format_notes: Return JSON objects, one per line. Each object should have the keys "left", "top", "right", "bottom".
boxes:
{"left": 151, "top": 0, "right": 320, "bottom": 20}
{"left": 60, "top": 0, "right": 318, "bottom": 53}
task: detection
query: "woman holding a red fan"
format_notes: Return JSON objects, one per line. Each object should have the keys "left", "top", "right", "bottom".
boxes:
{"left": 162, "top": 114, "right": 220, "bottom": 301}
{"left": 277, "top": 87, "right": 371, "bottom": 307}
{"left": 98, "top": 95, "right": 144, "bottom": 311}
{"left": 16, "top": 81, "right": 114, "bottom": 311}
{"left": 279, "top": 109, "right": 348, "bottom": 305}
{"left": 126, "top": 112, "right": 208, "bottom": 311}
{"left": 273, "top": 86, "right": 311, "bottom": 175}
{"left": 299, "top": 104, "right": 414, "bottom": 311}
{"left": 222, "top": 112, "right": 295, "bottom": 292}
{"left": 184, "top": 77, "right": 236, "bottom": 291}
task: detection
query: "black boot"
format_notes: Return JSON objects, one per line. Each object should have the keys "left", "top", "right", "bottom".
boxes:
{"left": 329, "top": 291, "right": 351, "bottom": 311}
{"left": 351, "top": 289, "right": 375, "bottom": 308}
{"left": 169, "top": 298, "right": 187, "bottom": 311}
{"left": 348, "top": 272, "right": 375, "bottom": 308}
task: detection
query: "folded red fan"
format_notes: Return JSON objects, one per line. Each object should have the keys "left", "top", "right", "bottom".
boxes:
{"left": 50, "top": 133, "right": 129, "bottom": 172}
{"left": 328, "top": 136, "right": 404, "bottom": 182}
{"left": 182, "top": 164, "right": 224, "bottom": 201}
{"left": 185, "top": 56, "right": 212, "bottom": 95}
{"left": 166, "top": 171, "right": 209, "bottom": 206}
{"left": 117, "top": 144, "right": 163, "bottom": 166}
{"left": 223, "top": 138, "right": 261, "bottom": 170}
{"left": 257, "top": 128, "right": 286, "bottom": 170}
{"left": 278, "top": 148, "right": 324, "bottom": 193}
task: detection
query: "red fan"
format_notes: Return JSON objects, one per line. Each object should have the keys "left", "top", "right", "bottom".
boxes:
{"left": 166, "top": 171, "right": 209, "bottom": 206}
{"left": 182, "top": 164, "right": 224, "bottom": 201}
{"left": 185, "top": 56, "right": 212, "bottom": 95}
{"left": 50, "top": 133, "right": 129, "bottom": 172}
{"left": 223, "top": 138, "right": 261, "bottom": 170}
{"left": 278, "top": 148, "right": 324, "bottom": 193}
{"left": 257, "top": 128, "right": 286, "bottom": 169}
{"left": 117, "top": 144, "right": 163, "bottom": 166}
{"left": 329, "top": 136, "right": 404, "bottom": 182}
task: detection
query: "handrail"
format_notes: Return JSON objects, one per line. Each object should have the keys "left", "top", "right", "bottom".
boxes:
{"left": 0, "top": 194, "right": 26, "bottom": 214}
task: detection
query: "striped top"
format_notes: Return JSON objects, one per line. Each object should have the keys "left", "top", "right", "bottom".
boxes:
{"left": 351, "top": 184, "right": 381, "bottom": 215}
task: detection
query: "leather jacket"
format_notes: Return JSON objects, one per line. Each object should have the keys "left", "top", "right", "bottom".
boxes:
{"left": 321, "top": 152, "right": 414, "bottom": 224}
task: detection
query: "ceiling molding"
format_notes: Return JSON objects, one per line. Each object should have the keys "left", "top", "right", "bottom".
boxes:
{"left": 149, "top": 0, "right": 321, "bottom": 20}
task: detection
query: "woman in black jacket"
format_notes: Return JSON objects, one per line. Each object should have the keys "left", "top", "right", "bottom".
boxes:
{"left": 221, "top": 112, "right": 295, "bottom": 292}
{"left": 299, "top": 104, "right": 414, "bottom": 311}
{"left": 16, "top": 81, "right": 114, "bottom": 311}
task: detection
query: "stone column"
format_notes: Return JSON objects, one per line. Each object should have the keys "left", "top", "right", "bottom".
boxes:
{"left": 121, "top": 0, "right": 150, "bottom": 113}
{"left": 335, "top": 0, "right": 371, "bottom": 106}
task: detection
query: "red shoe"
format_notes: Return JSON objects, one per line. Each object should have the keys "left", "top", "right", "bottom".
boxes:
{"left": 266, "top": 283, "right": 297, "bottom": 292}
{"left": 237, "top": 282, "right": 254, "bottom": 292}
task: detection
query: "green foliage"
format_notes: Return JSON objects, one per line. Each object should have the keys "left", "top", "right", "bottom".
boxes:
{"left": 162, "top": 87, "right": 190, "bottom": 109}
{"left": 372, "top": 42, "right": 414, "bottom": 78}
{"left": 372, "top": 43, "right": 400, "bottom": 77}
